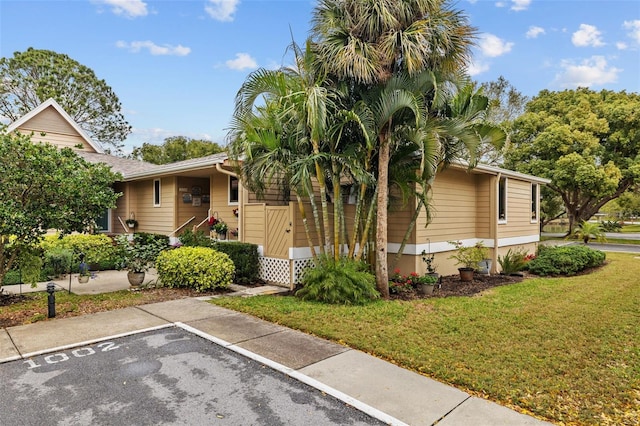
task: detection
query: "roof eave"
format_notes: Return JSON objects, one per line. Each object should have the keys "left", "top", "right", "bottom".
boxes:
{"left": 123, "top": 156, "right": 228, "bottom": 181}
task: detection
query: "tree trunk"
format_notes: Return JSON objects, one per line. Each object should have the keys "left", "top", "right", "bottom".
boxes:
{"left": 296, "top": 194, "right": 317, "bottom": 260}
{"left": 375, "top": 130, "right": 391, "bottom": 299}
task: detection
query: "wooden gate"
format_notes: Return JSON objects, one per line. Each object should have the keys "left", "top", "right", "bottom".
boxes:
{"left": 265, "top": 206, "right": 292, "bottom": 258}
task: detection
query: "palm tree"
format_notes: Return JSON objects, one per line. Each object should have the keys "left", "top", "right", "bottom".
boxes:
{"left": 311, "top": 0, "right": 476, "bottom": 297}
{"left": 573, "top": 221, "right": 606, "bottom": 244}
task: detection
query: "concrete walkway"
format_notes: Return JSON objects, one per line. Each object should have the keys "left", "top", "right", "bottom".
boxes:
{"left": 1, "top": 273, "right": 552, "bottom": 425}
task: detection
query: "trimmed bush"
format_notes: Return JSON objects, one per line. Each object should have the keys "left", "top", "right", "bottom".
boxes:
{"left": 41, "top": 234, "right": 118, "bottom": 270}
{"left": 296, "top": 256, "right": 379, "bottom": 305}
{"left": 528, "top": 245, "right": 606, "bottom": 276}
{"left": 211, "top": 242, "right": 259, "bottom": 285}
{"left": 156, "top": 246, "right": 235, "bottom": 292}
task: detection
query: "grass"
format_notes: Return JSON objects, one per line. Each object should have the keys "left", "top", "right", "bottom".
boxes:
{"left": 211, "top": 252, "right": 640, "bottom": 425}
{"left": 0, "top": 289, "right": 181, "bottom": 327}
{"left": 621, "top": 224, "right": 640, "bottom": 233}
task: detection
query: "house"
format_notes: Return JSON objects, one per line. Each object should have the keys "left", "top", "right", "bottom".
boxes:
{"left": 7, "top": 99, "right": 550, "bottom": 288}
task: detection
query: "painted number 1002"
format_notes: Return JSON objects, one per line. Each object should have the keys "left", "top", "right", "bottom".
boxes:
{"left": 24, "top": 342, "right": 120, "bottom": 369}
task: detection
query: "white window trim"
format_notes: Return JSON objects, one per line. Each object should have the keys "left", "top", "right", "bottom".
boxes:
{"left": 228, "top": 175, "right": 239, "bottom": 205}
{"left": 531, "top": 183, "right": 539, "bottom": 223}
{"left": 498, "top": 177, "right": 507, "bottom": 224}
{"left": 153, "top": 179, "right": 161, "bottom": 207}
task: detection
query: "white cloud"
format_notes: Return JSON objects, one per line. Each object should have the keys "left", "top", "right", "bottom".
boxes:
{"left": 623, "top": 20, "right": 640, "bottom": 44}
{"left": 205, "top": 0, "right": 239, "bottom": 22}
{"left": 526, "top": 26, "right": 545, "bottom": 39}
{"left": 494, "top": 0, "right": 529, "bottom": 11}
{"left": 466, "top": 60, "right": 490, "bottom": 76}
{"left": 116, "top": 40, "right": 191, "bottom": 56}
{"left": 555, "top": 56, "right": 621, "bottom": 88}
{"left": 92, "top": 0, "right": 148, "bottom": 18}
{"left": 616, "top": 42, "right": 628, "bottom": 50}
{"left": 510, "top": 0, "right": 531, "bottom": 11}
{"left": 572, "top": 24, "right": 605, "bottom": 47}
{"left": 225, "top": 53, "right": 257, "bottom": 70}
{"left": 478, "top": 34, "right": 514, "bottom": 57}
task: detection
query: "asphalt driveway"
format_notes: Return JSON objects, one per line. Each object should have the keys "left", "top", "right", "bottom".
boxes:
{"left": 0, "top": 327, "right": 384, "bottom": 425}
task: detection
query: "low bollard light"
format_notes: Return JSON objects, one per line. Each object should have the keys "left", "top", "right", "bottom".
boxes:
{"left": 46, "top": 282, "right": 56, "bottom": 318}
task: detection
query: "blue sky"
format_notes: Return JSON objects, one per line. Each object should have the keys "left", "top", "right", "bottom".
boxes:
{"left": 1, "top": 0, "right": 639, "bottom": 153}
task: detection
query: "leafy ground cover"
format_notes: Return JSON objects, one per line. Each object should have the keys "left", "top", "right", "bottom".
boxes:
{"left": 211, "top": 252, "right": 640, "bottom": 425}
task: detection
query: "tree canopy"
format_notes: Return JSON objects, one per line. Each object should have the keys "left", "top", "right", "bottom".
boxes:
{"left": 505, "top": 88, "right": 640, "bottom": 233}
{"left": 0, "top": 48, "right": 131, "bottom": 151}
{"left": 0, "top": 130, "right": 121, "bottom": 285}
{"left": 130, "top": 136, "right": 225, "bottom": 165}
{"left": 229, "top": 0, "right": 500, "bottom": 299}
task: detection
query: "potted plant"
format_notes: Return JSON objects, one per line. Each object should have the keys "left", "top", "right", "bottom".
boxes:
{"left": 115, "top": 234, "right": 166, "bottom": 286}
{"left": 125, "top": 218, "right": 138, "bottom": 229}
{"left": 415, "top": 273, "right": 438, "bottom": 295}
{"left": 448, "top": 241, "right": 489, "bottom": 282}
{"left": 421, "top": 250, "right": 438, "bottom": 279}
{"left": 77, "top": 260, "right": 91, "bottom": 283}
{"left": 212, "top": 221, "right": 228, "bottom": 239}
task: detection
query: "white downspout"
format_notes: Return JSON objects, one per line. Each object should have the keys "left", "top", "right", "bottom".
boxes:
{"left": 493, "top": 172, "right": 501, "bottom": 274}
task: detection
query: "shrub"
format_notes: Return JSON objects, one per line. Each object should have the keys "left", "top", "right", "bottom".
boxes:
{"left": 43, "top": 247, "right": 74, "bottom": 278}
{"left": 114, "top": 234, "right": 168, "bottom": 273}
{"left": 41, "top": 234, "right": 117, "bottom": 270}
{"left": 528, "top": 245, "right": 606, "bottom": 276}
{"left": 295, "top": 256, "right": 379, "bottom": 305}
{"left": 178, "top": 229, "right": 212, "bottom": 247}
{"left": 498, "top": 248, "right": 529, "bottom": 275}
{"left": 600, "top": 220, "right": 622, "bottom": 232}
{"left": 211, "top": 242, "right": 259, "bottom": 285}
{"left": 156, "top": 246, "right": 235, "bottom": 292}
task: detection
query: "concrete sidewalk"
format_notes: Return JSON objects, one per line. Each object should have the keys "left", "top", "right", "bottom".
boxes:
{"left": 0, "top": 297, "right": 551, "bottom": 425}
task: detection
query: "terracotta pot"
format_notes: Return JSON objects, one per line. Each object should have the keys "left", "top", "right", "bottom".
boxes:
{"left": 78, "top": 275, "right": 90, "bottom": 284}
{"left": 127, "top": 271, "right": 145, "bottom": 286}
{"left": 458, "top": 268, "right": 474, "bottom": 282}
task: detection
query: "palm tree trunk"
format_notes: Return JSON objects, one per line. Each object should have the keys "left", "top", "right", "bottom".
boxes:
{"left": 356, "top": 186, "right": 377, "bottom": 262}
{"left": 375, "top": 128, "right": 391, "bottom": 299}
{"left": 348, "top": 182, "right": 367, "bottom": 258}
{"left": 332, "top": 161, "right": 342, "bottom": 260}
{"left": 296, "top": 194, "right": 318, "bottom": 260}
{"left": 390, "top": 198, "right": 424, "bottom": 271}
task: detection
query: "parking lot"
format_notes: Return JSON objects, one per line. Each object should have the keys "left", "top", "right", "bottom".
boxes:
{"left": 0, "top": 327, "right": 384, "bottom": 425}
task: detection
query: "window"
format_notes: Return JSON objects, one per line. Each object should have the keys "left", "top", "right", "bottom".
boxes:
{"left": 153, "top": 179, "right": 161, "bottom": 206}
{"left": 498, "top": 177, "right": 507, "bottom": 223}
{"left": 95, "top": 209, "right": 111, "bottom": 232}
{"left": 229, "top": 176, "right": 239, "bottom": 204}
{"left": 531, "top": 183, "right": 539, "bottom": 222}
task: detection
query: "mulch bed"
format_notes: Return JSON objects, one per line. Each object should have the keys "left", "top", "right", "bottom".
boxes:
{"left": 390, "top": 273, "right": 525, "bottom": 300}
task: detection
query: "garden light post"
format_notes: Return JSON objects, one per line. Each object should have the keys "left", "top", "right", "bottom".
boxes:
{"left": 46, "top": 282, "right": 56, "bottom": 318}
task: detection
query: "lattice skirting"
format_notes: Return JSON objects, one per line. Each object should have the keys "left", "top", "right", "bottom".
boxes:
{"left": 258, "top": 257, "right": 290, "bottom": 287}
{"left": 258, "top": 257, "right": 315, "bottom": 288}
{"left": 292, "top": 258, "right": 314, "bottom": 284}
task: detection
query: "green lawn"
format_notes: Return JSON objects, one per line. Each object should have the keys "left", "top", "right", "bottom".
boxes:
{"left": 621, "top": 224, "right": 640, "bottom": 233}
{"left": 211, "top": 252, "right": 640, "bottom": 425}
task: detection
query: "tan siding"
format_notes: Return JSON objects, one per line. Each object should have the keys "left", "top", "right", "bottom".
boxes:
{"left": 499, "top": 179, "right": 539, "bottom": 238}
{"left": 175, "top": 177, "right": 211, "bottom": 234}
{"left": 417, "top": 169, "right": 478, "bottom": 242}
{"left": 16, "top": 106, "right": 96, "bottom": 152}
{"left": 475, "top": 176, "right": 492, "bottom": 238}
{"left": 210, "top": 173, "right": 239, "bottom": 234}
{"left": 127, "top": 178, "right": 175, "bottom": 235}
{"left": 242, "top": 204, "right": 266, "bottom": 245}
